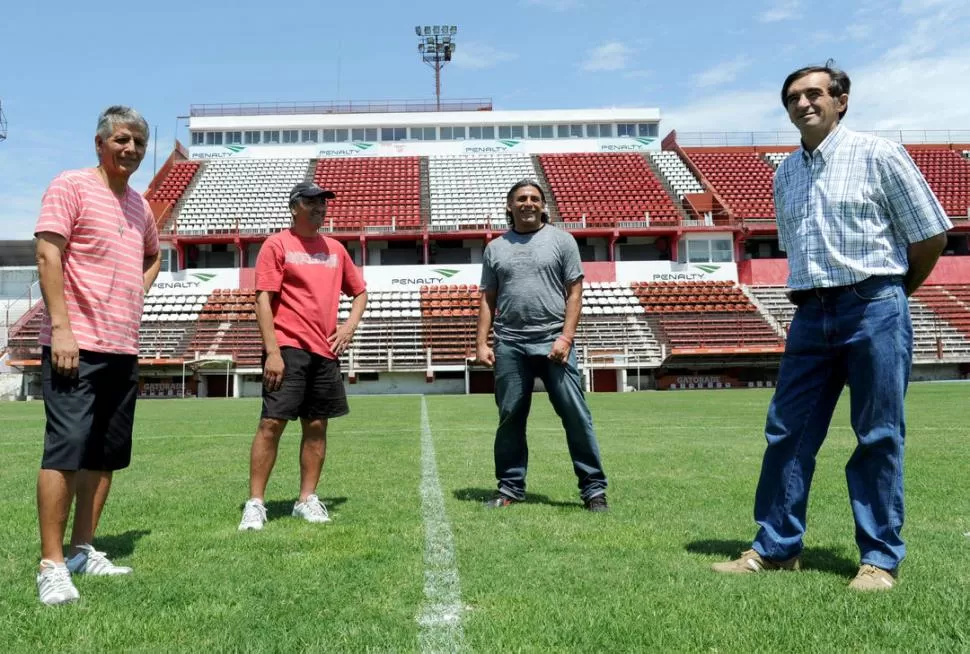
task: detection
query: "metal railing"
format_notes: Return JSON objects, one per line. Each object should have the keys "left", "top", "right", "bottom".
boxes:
{"left": 190, "top": 98, "right": 493, "bottom": 118}
{"left": 676, "top": 130, "right": 970, "bottom": 147}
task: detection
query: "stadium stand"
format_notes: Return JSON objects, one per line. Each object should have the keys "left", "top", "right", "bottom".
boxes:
{"left": 684, "top": 151, "right": 776, "bottom": 221}
{"left": 906, "top": 148, "right": 970, "bottom": 217}
{"left": 647, "top": 151, "right": 705, "bottom": 199}
{"left": 172, "top": 158, "right": 311, "bottom": 235}
{"left": 187, "top": 289, "right": 261, "bottom": 366}
{"left": 429, "top": 154, "right": 540, "bottom": 229}
{"left": 314, "top": 157, "right": 423, "bottom": 230}
{"left": 539, "top": 153, "right": 682, "bottom": 226}
{"left": 147, "top": 160, "right": 202, "bottom": 204}
{"left": 633, "top": 281, "right": 784, "bottom": 352}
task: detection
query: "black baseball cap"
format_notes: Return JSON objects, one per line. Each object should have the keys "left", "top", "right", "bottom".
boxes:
{"left": 290, "top": 182, "right": 336, "bottom": 203}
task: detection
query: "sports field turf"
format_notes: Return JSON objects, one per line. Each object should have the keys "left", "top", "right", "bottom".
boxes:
{"left": 1, "top": 384, "right": 968, "bottom": 652}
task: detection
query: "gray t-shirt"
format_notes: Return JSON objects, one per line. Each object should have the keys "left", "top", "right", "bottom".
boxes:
{"left": 481, "top": 224, "right": 584, "bottom": 344}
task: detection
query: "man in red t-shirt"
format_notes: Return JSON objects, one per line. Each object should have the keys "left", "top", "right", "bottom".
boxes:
{"left": 239, "top": 182, "right": 367, "bottom": 531}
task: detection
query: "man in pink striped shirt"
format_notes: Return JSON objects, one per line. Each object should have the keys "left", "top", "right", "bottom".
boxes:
{"left": 33, "top": 106, "right": 161, "bottom": 605}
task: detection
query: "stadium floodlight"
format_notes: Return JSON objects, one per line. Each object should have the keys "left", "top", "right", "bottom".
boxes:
{"left": 414, "top": 24, "right": 458, "bottom": 111}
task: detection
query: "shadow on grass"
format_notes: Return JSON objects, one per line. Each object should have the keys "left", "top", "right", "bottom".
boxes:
{"left": 685, "top": 538, "right": 858, "bottom": 577}
{"left": 452, "top": 487, "right": 580, "bottom": 509}
{"left": 260, "top": 497, "right": 348, "bottom": 520}
{"left": 92, "top": 529, "right": 151, "bottom": 558}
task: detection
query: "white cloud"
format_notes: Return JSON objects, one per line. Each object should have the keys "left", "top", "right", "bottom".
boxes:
{"left": 581, "top": 42, "right": 634, "bottom": 72}
{"left": 451, "top": 42, "right": 518, "bottom": 70}
{"left": 691, "top": 57, "right": 754, "bottom": 89}
{"left": 758, "top": 0, "right": 801, "bottom": 23}
{"left": 522, "top": 0, "right": 583, "bottom": 10}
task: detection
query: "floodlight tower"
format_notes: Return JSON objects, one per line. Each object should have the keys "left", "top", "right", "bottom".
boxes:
{"left": 415, "top": 25, "right": 458, "bottom": 111}
{"left": 0, "top": 100, "right": 7, "bottom": 142}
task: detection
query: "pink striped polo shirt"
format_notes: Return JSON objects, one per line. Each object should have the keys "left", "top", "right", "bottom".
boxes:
{"left": 35, "top": 168, "right": 160, "bottom": 355}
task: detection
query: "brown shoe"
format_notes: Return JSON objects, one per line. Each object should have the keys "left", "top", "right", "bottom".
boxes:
{"left": 849, "top": 564, "right": 896, "bottom": 591}
{"left": 711, "top": 548, "right": 801, "bottom": 574}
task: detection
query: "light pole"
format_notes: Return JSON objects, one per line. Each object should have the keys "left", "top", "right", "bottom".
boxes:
{"left": 0, "top": 100, "right": 7, "bottom": 142}
{"left": 415, "top": 25, "right": 457, "bottom": 111}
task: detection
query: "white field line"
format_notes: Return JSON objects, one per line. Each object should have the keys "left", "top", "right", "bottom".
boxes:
{"left": 416, "top": 395, "right": 466, "bottom": 654}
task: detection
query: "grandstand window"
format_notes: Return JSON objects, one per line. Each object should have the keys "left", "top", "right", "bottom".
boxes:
{"left": 638, "top": 123, "right": 659, "bottom": 138}
{"left": 498, "top": 125, "right": 524, "bottom": 139}
{"left": 559, "top": 124, "right": 583, "bottom": 138}
{"left": 527, "top": 125, "right": 552, "bottom": 139}
{"left": 302, "top": 130, "right": 319, "bottom": 143}
{"left": 685, "top": 239, "right": 710, "bottom": 263}
{"left": 263, "top": 130, "right": 280, "bottom": 144}
{"left": 205, "top": 132, "right": 223, "bottom": 145}
{"left": 557, "top": 125, "right": 569, "bottom": 138}
{"left": 441, "top": 126, "right": 453, "bottom": 139}
{"left": 336, "top": 129, "right": 349, "bottom": 142}
{"left": 587, "top": 124, "right": 611, "bottom": 137}
{"left": 469, "top": 126, "right": 482, "bottom": 139}
{"left": 225, "top": 131, "right": 242, "bottom": 145}
{"left": 711, "top": 239, "right": 733, "bottom": 262}
{"left": 282, "top": 130, "right": 299, "bottom": 144}
{"left": 244, "top": 131, "right": 260, "bottom": 144}
{"left": 381, "top": 127, "right": 407, "bottom": 141}
{"left": 191, "top": 132, "right": 204, "bottom": 146}
{"left": 617, "top": 123, "right": 636, "bottom": 137}
{"left": 452, "top": 126, "right": 465, "bottom": 139}
{"left": 351, "top": 127, "right": 377, "bottom": 142}
{"left": 160, "top": 248, "right": 178, "bottom": 272}
{"left": 323, "top": 129, "right": 336, "bottom": 142}
{"left": 410, "top": 127, "right": 424, "bottom": 140}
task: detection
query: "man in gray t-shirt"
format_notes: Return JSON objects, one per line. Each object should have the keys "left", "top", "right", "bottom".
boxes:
{"left": 476, "top": 180, "right": 608, "bottom": 511}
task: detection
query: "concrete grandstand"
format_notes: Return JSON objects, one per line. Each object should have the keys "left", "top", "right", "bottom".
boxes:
{"left": 3, "top": 100, "right": 970, "bottom": 399}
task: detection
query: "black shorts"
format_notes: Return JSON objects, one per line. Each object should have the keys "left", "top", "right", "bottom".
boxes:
{"left": 41, "top": 346, "right": 139, "bottom": 472}
{"left": 261, "top": 347, "right": 349, "bottom": 421}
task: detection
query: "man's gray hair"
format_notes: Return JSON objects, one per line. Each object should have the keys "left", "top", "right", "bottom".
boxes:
{"left": 96, "top": 105, "right": 149, "bottom": 141}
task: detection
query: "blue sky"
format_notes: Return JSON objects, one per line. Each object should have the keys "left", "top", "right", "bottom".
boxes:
{"left": 2, "top": 0, "right": 970, "bottom": 238}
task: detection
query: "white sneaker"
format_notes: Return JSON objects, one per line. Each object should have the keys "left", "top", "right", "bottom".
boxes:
{"left": 292, "top": 494, "right": 330, "bottom": 523}
{"left": 239, "top": 498, "right": 268, "bottom": 531}
{"left": 66, "top": 544, "right": 132, "bottom": 576}
{"left": 37, "top": 560, "right": 80, "bottom": 605}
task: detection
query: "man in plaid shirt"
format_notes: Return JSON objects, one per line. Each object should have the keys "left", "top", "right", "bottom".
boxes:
{"left": 713, "top": 64, "right": 951, "bottom": 590}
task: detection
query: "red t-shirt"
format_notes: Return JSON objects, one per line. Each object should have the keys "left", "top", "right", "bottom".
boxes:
{"left": 255, "top": 230, "right": 366, "bottom": 360}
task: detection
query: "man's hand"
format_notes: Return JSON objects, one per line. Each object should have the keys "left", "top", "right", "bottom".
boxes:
{"left": 263, "top": 352, "right": 285, "bottom": 392}
{"left": 329, "top": 323, "right": 355, "bottom": 356}
{"left": 50, "top": 325, "right": 80, "bottom": 378}
{"left": 476, "top": 343, "right": 495, "bottom": 367}
{"left": 547, "top": 336, "right": 572, "bottom": 365}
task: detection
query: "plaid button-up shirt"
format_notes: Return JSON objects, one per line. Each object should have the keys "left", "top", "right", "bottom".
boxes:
{"left": 774, "top": 125, "right": 952, "bottom": 290}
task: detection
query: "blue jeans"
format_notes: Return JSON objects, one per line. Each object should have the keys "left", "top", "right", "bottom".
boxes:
{"left": 492, "top": 339, "right": 608, "bottom": 502}
{"left": 752, "top": 276, "right": 912, "bottom": 570}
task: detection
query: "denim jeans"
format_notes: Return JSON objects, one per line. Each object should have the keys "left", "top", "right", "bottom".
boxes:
{"left": 752, "top": 276, "right": 912, "bottom": 570}
{"left": 492, "top": 339, "right": 608, "bottom": 501}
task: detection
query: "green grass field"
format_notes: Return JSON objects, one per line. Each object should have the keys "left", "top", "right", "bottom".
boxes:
{"left": 1, "top": 384, "right": 968, "bottom": 652}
